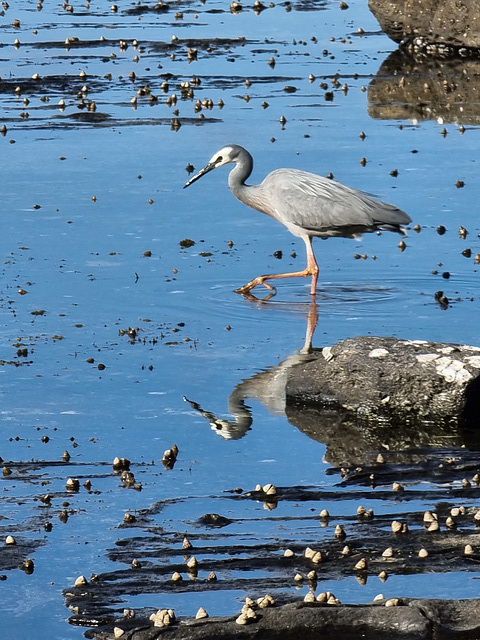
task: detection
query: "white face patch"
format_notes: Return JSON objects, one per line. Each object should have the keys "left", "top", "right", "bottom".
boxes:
{"left": 209, "top": 145, "right": 234, "bottom": 166}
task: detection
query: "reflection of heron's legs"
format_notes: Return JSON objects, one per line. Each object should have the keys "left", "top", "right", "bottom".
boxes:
{"left": 235, "top": 237, "right": 319, "bottom": 296}
{"left": 238, "top": 290, "right": 277, "bottom": 302}
{"left": 302, "top": 300, "right": 318, "bottom": 354}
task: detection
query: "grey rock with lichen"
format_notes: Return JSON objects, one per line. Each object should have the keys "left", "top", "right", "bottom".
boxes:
{"left": 285, "top": 336, "right": 480, "bottom": 424}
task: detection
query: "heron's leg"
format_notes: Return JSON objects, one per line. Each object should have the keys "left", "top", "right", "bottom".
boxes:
{"left": 304, "top": 236, "right": 319, "bottom": 296}
{"left": 235, "top": 236, "right": 319, "bottom": 295}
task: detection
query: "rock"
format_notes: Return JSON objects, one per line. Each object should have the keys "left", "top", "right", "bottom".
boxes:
{"left": 369, "top": 0, "right": 480, "bottom": 49}
{"left": 286, "top": 337, "right": 480, "bottom": 424}
{"left": 89, "top": 598, "right": 480, "bottom": 639}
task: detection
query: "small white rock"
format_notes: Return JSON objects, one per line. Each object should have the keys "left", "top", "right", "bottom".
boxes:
{"left": 322, "top": 346, "right": 333, "bottom": 361}
{"left": 385, "top": 598, "right": 399, "bottom": 607}
{"left": 369, "top": 348, "right": 389, "bottom": 358}
{"left": 354, "top": 557, "right": 367, "bottom": 571}
{"left": 423, "top": 510, "right": 437, "bottom": 523}
{"left": 263, "top": 483, "right": 277, "bottom": 496}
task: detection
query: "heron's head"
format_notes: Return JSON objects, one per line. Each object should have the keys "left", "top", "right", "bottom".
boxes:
{"left": 183, "top": 145, "right": 243, "bottom": 188}
{"left": 206, "top": 145, "right": 241, "bottom": 168}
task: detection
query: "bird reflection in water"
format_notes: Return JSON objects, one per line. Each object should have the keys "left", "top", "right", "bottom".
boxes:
{"left": 184, "top": 302, "right": 318, "bottom": 440}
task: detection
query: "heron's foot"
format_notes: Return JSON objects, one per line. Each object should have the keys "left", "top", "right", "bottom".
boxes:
{"left": 234, "top": 276, "right": 276, "bottom": 295}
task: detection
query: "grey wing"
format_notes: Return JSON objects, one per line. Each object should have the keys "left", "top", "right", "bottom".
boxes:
{"left": 267, "top": 169, "right": 411, "bottom": 235}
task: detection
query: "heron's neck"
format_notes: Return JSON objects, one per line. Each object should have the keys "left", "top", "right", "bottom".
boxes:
{"left": 228, "top": 162, "right": 274, "bottom": 216}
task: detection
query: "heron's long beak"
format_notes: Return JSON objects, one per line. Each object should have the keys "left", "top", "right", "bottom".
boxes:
{"left": 183, "top": 162, "right": 217, "bottom": 188}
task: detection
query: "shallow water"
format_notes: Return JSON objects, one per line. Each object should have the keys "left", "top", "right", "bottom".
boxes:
{"left": 1, "top": 0, "right": 480, "bottom": 637}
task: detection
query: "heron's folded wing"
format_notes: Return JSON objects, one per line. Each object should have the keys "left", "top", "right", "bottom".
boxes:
{"left": 267, "top": 169, "right": 410, "bottom": 234}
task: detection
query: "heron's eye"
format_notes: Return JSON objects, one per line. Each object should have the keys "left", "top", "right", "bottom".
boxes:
{"left": 216, "top": 156, "right": 223, "bottom": 163}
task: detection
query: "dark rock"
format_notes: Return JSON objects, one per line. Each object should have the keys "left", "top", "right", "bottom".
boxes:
{"left": 87, "top": 598, "right": 480, "bottom": 639}
{"left": 0, "top": 536, "right": 45, "bottom": 572}
{"left": 197, "top": 513, "right": 233, "bottom": 527}
{"left": 369, "top": 0, "right": 480, "bottom": 49}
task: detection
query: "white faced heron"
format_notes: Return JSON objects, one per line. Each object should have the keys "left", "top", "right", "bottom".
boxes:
{"left": 184, "top": 144, "right": 411, "bottom": 296}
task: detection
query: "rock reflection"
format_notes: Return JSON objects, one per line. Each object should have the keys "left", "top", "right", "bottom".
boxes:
{"left": 286, "top": 403, "right": 467, "bottom": 468}
{"left": 368, "top": 49, "right": 480, "bottom": 124}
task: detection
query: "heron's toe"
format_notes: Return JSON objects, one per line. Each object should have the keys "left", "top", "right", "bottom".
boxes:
{"left": 235, "top": 275, "right": 276, "bottom": 295}
{"left": 234, "top": 284, "right": 251, "bottom": 294}
{"left": 234, "top": 279, "right": 259, "bottom": 294}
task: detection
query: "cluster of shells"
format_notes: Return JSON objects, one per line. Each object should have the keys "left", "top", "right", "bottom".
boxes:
{"left": 2, "top": 31, "right": 228, "bottom": 130}
{"left": 235, "top": 594, "right": 275, "bottom": 625}
{"left": 250, "top": 482, "right": 278, "bottom": 509}
{"left": 162, "top": 443, "right": 179, "bottom": 469}
{"left": 303, "top": 590, "right": 340, "bottom": 605}
{"left": 403, "top": 36, "right": 478, "bottom": 58}
{"left": 111, "top": 456, "right": 142, "bottom": 490}
{"left": 282, "top": 497, "right": 480, "bottom": 588}
{"left": 149, "top": 608, "right": 175, "bottom": 628}
{"left": 63, "top": 493, "right": 480, "bottom": 633}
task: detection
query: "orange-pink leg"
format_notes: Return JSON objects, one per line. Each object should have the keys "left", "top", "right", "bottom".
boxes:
{"left": 301, "top": 299, "right": 318, "bottom": 354}
{"left": 235, "top": 236, "right": 319, "bottom": 296}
